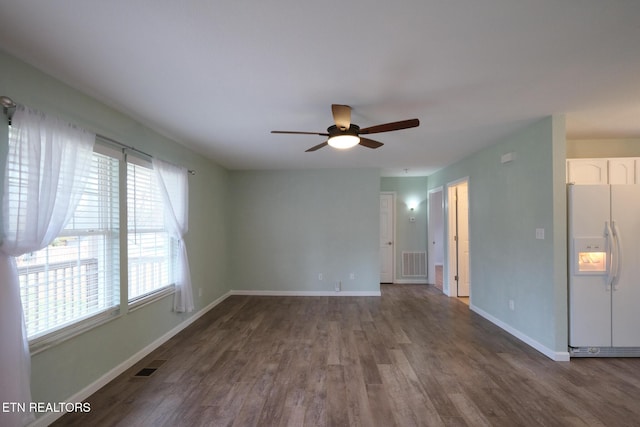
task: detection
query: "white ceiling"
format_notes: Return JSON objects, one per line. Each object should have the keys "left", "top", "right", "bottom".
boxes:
{"left": 0, "top": 0, "right": 639, "bottom": 176}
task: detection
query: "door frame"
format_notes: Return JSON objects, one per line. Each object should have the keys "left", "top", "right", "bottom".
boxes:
{"left": 446, "top": 177, "right": 470, "bottom": 298}
{"left": 380, "top": 192, "right": 396, "bottom": 284}
{"left": 428, "top": 186, "right": 444, "bottom": 289}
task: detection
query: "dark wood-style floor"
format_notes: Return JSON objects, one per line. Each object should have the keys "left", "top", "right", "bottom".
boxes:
{"left": 54, "top": 284, "right": 640, "bottom": 426}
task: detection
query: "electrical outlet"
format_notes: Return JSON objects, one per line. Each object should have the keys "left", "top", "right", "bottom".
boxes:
{"left": 198, "top": 288, "right": 202, "bottom": 298}
{"left": 335, "top": 281, "right": 341, "bottom": 292}
{"left": 318, "top": 273, "right": 323, "bottom": 281}
{"left": 536, "top": 228, "right": 545, "bottom": 240}
{"left": 509, "top": 300, "right": 515, "bottom": 311}
{"left": 350, "top": 273, "right": 355, "bottom": 280}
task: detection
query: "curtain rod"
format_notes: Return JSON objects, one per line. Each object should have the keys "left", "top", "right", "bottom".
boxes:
{"left": 1, "top": 95, "right": 195, "bottom": 175}
{"left": 97, "top": 134, "right": 196, "bottom": 176}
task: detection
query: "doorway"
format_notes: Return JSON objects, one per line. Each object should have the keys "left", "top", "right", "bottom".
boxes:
{"left": 447, "top": 179, "right": 470, "bottom": 298}
{"left": 428, "top": 187, "right": 444, "bottom": 291}
{"left": 380, "top": 192, "right": 395, "bottom": 283}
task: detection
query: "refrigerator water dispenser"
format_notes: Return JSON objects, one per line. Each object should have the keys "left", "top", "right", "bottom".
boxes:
{"left": 573, "top": 237, "right": 607, "bottom": 274}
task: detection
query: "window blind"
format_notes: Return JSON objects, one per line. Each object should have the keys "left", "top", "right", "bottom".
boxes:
{"left": 16, "top": 150, "right": 120, "bottom": 339}
{"left": 127, "top": 160, "right": 175, "bottom": 301}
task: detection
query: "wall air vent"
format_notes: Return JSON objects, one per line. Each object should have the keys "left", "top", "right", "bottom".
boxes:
{"left": 402, "top": 251, "right": 427, "bottom": 277}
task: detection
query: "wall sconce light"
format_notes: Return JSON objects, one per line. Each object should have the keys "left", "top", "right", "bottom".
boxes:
{"left": 407, "top": 200, "right": 418, "bottom": 223}
{"left": 407, "top": 199, "right": 419, "bottom": 211}
{"left": 407, "top": 197, "right": 420, "bottom": 222}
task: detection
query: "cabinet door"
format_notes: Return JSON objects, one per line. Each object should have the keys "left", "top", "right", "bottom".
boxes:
{"left": 566, "top": 159, "right": 608, "bottom": 184}
{"left": 608, "top": 158, "right": 635, "bottom": 184}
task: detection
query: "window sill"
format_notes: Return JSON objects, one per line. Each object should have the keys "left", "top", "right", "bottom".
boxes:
{"left": 128, "top": 285, "right": 175, "bottom": 313}
{"left": 27, "top": 287, "right": 176, "bottom": 355}
{"left": 29, "top": 307, "right": 121, "bottom": 355}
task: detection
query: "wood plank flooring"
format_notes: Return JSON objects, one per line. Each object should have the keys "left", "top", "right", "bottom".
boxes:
{"left": 53, "top": 284, "right": 640, "bottom": 426}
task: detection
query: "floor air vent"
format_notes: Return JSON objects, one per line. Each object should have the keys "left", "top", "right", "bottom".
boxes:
{"left": 134, "top": 359, "right": 167, "bottom": 377}
{"left": 402, "top": 251, "right": 427, "bottom": 277}
{"left": 134, "top": 368, "right": 157, "bottom": 377}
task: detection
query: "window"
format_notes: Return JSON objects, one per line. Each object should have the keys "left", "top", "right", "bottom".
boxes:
{"left": 16, "top": 147, "right": 120, "bottom": 341}
{"left": 9, "top": 127, "right": 180, "bottom": 345}
{"left": 127, "top": 158, "right": 176, "bottom": 303}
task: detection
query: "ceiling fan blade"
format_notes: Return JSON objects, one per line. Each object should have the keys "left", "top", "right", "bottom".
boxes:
{"left": 331, "top": 104, "right": 351, "bottom": 131}
{"left": 305, "top": 141, "right": 329, "bottom": 152}
{"left": 358, "top": 137, "right": 384, "bottom": 149}
{"left": 272, "top": 130, "right": 329, "bottom": 136}
{"left": 359, "top": 118, "right": 420, "bottom": 135}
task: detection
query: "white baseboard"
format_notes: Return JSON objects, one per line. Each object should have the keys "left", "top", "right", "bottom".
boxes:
{"left": 470, "top": 304, "right": 570, "bottom": 362}
{"left": 230, "top": 290, "right": 381, "bottom": 297}
{"left": 29, "top": 291, "right": 233, "bottom": 427}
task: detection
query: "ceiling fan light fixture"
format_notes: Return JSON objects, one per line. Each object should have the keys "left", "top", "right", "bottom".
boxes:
{"left": 327, "top": 124, "right": 360, "bottom": 149}
{"left": 328, "top": 134, "right": 360, "bottom": 149}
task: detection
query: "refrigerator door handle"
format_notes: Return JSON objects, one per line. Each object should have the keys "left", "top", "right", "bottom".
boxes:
{"left": 606, "top": 221, "right": 615, "bottom": 291}
{"left": 612, "top": 220, "right": 622, "bottom": 290}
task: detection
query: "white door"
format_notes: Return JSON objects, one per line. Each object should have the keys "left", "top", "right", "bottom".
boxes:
{"left": 447, "top": 180, "right": 470, "bottom": 298}
{"left": 611, "top": 185, "right": 640, "bottom": 346}
{"left": 447, "top": 185, "right": 457, "bottom": 296}
{"left": 380, "top": 193, "right": 394, "bottom": 283}
{"left": 457, "top": 182, "right": 470, "bottom": 297}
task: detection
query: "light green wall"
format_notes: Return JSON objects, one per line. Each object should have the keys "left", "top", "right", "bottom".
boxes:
{"left": 567, "top": 138, "right": 640, "bottom": 158}
{"left": 428, "top": 116, "right": 567, "bottom": 353}
{"left": 229, "top": 169, "right": 381, "bottom": 293}
{"left": 0, "top": 50, "right": 230, "bottom": 408}
{"left": 380, "top": 177, "right": 429, "bottom": 282}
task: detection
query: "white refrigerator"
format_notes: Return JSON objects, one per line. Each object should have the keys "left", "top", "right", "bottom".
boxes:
{"left": 568, "top": 184, "right": 640, "bottom": 356}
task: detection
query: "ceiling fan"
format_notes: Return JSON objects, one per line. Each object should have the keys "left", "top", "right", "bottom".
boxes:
{"left": 271, "top": 104, "right": 420, "bottom": 152}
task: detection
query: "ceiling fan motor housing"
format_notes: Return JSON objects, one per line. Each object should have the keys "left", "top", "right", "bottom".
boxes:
{"left": 328, "top": 124, "right": 360, "bottom": 138}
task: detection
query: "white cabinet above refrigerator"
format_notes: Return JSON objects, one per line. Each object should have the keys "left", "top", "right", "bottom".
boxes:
{"left": 566, "top": 159, "right": 608, "bottom": 184}
{"left": 566, "top": 158, "right": 638, "bottom": 185}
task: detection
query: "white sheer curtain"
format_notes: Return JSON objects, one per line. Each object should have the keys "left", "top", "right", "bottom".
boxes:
{"left": 152, "top": 158, "right": 193, "bottom": 313}
{"left": 0, "top": 105, "right": 95, "bottom": 426}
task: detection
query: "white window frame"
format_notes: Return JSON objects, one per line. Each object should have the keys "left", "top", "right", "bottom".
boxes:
{"left": 126, "top": 154, "right": 176, "bottom": 310}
